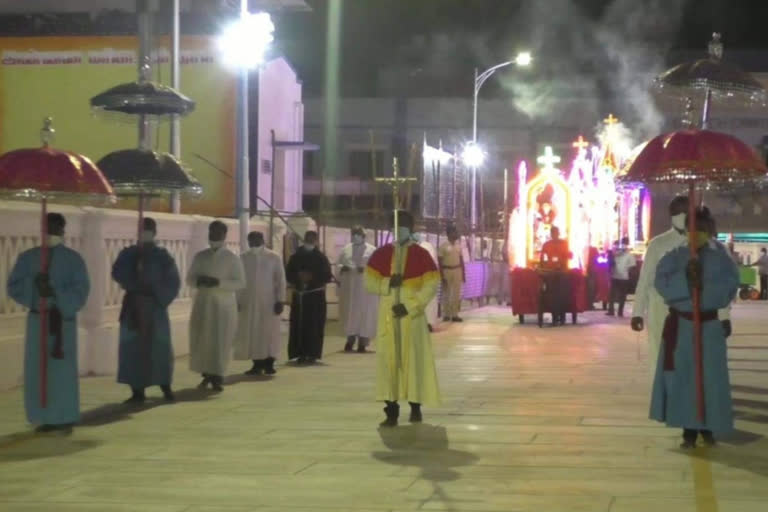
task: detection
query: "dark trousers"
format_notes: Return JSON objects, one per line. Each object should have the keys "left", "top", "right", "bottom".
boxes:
{"left": 541, "top": 272, "right": 570, "bottom": 324}
{"left": 608, "top": 278, "right": 630, "bottom": 316}
{"left": 761, "top": 274, "right": 767, "bottom": 300}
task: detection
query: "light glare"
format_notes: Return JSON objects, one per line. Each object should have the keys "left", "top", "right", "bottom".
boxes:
{"left": 462, "top": 143, "right": 485, "bottom": 167}
{"left": 218, "top": 12, "right": 275, "bottom": 70}
{"left": 515, "top": 51, "right": 532, "bottom": 67}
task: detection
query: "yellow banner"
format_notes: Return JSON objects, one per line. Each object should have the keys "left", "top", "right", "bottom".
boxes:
{"left": 0, "top": 36, "right": 236, "bottom": 217}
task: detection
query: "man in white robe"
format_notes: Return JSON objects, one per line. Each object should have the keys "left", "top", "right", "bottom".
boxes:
{"left": 338, "top": 226, "right": 378, "bottom": 352}
{"left": 187, "top": 220, "right": 245, "bottom": 391}
{"left": 234, "top": 231, "right": 286, "bottom": 375}
{"left": 413, "top": 230, "right": 439, "bottom": 331}
{"left": 631, "top": 196, "right": 688, "bottom": 380}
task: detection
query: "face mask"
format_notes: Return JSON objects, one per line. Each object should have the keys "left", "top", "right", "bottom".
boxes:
{"left": 397, "top": 227, "right": 411, "bottom": 242}
{"left": 411, "top": 232, "right": 422, "bottom": 242}
{"left": 140, "top": 230, "right": 155, "bottom": 244}
{"left": 303, "top": 244, "right": 315, "bottom": 251}
{"left": 352, "top": 234, "right": 364, "bottom": 245}
{"left": 210, "top": 240, "right": 225, "bottom": 250}
{"left": 671, "top": 213, "right": 686, "bottom": 232}
{"left": 48, "top": 235, "right": 63, "bottom": 247}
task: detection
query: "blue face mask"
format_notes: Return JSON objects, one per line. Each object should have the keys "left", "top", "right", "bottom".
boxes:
{"left": 411, "top": 232, "right": 422, "bottom": 242}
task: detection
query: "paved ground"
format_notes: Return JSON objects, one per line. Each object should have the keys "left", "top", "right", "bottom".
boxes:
{"left": 1, "top": 303, "right": 768, "bottom": 512}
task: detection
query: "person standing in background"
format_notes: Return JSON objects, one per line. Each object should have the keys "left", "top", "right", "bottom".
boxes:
{"left": 751, "top": 247, "right": 768, "bottom": 300}
{"left": 234, "top": 231, "right": 286, "bottom": 376}
{"left": 337, "top": 226, "right": 378, "bottom": 353}
{"left": 607, "top": 237, "right": 636, "bottom": 318}
{"left": 438, "top": 226, "right": 465, "bottom": 322}
{"left": 187, "top": 221, "right": 246, "bottom": 392}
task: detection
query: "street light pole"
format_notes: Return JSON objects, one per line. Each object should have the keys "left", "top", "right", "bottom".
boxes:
{"left": 469, "top": 53, "right": 531, "bottom": 254}
{"left": 235, "top": 0, "right": 250, "bottom": 253}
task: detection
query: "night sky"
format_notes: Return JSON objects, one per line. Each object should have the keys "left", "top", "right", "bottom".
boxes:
{"left": 277, "top": 0, "right": 768, "bottom": 97}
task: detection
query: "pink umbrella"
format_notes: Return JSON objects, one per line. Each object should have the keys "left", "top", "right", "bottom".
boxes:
{"left": 0, "top": 118, "right": 114, "bottom": 407}
{"left": 620, "top": 128, "right": 768, "bottom": 420}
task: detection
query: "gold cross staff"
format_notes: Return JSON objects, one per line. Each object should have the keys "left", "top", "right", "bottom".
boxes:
{"left": 374, "top": 158, "right": 416, "bottom": 372}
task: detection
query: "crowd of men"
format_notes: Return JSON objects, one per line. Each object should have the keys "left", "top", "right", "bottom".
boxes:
{"left": 7, "top": 211, "right": 469, "bottom": 433}
{"left": 7, "top": 198, "right": 751, "bottom": 447}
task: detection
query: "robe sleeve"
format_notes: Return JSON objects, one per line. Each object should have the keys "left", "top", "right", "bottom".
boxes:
{"left": 111, "top": 247, "right": 138, "bottom": 292}
{"left": 365, "top": 247, "right": 393, "bottom": 297}
{"left": 218, "top": 252, "right": 246, "bottom": 291}
{"left": 274, "top": 254, "right": 287, "bottom": 303}
{"left": 285, "top": 253, "right": 298, "bottom": 288}
{"left": 53, "top": 251, "right": 90, "bottom": 317}
{"left": 6, "top": 251, "right": 37, "bottom": 309}
{"left": 186, "top": 252, "right": 201, "bottom": 289}
{"left": 407, "top": 248, "right": 440, "bottom": 315}
{"left": 152, "top": 249, "right": 181, "bottom": 308}
{"left": 654, "top": 248, "right": 691, "bottom": 309}
{"left": 317, "top": 252, "right": 333, "bottom": 285}
{"left": 633, "top": 243, "right": 656, "bottom": 317}
{"left": 701, "top": 249, "right": 739, "bottom": 311}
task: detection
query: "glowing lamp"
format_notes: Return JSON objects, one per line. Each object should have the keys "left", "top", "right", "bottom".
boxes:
{"left": 515, "top": 52, "right": 533, "bottom": 67}
{"left": 217, "top": 12, "right": 275, "bottom": 70}
{"left": 462, "top": 143, "right": 485, "bottom": 167}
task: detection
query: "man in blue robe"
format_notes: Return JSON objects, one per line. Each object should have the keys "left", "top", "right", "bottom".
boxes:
{"left": 112, "top": 217, "right": 181, "bottom": 403}
{"left": 7, "top": 213, "right": 90, "bottom": 434}
{"left": 650, "top": 209, "right": 739, "bottom": 448}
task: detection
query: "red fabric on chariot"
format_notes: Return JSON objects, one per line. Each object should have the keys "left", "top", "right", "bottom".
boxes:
{"left": 509, "top": 267, "right": 587, "bottom": 315}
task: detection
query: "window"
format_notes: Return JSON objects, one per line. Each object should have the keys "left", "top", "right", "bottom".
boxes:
{"left": 348, "top": 150, "right": 385, "bottom": 179}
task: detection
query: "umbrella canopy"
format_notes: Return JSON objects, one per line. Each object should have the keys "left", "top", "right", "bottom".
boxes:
{"left": 0, "top": 118, "right": 115, "bottom": 202}
{"left": 90, "top": 62, "right": 195, "bottom": 119}
{"left": 618, "top": 129, "right": 768, "bottom": 189}
{"left": 98, "top": 148, "right": 202, "bottom": 197}
{"left": 655, "top": 33, "right": 767, "bottom": 106}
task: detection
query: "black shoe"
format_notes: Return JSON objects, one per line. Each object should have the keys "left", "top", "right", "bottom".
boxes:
{"left": 124, "top": 388, "right": 146, "bottom": 405}
{"left": 264, "top": 357, "right": 277, "bottom": 375}
{"left": 211, "top": 376, "right": 224, "bottom": 392}
{"left": 408, "top": 402, "right": 422, "bottom": 423}
{"left": 305, "top": 357, "right": 317, "bottom": 365}
{"left": 160, "top": 385, "right": 175, "bottom": 402}
{"left": 197, "top": 376, "right": 211, "bottom": 389}
{"left": 344, "top": 336, "right": 356, "bottom": 352}
{"left": 296, "top": 356, "right": 306, "bottom": 364}
{"left": 380, "top": 401, "right": 399, "bottom": 427}
{"left": 701, "top": 431, "right": 716, "bottom": 446}
{"left": 427, "top": 323, "right": 434, "bottom": 332}
{"left": 35, "top": 424, "right": 72, "bottom": 435}
{"left": 451, "top": 317, "right": 463, "bottom": 322}
{"left": 681, "top": 429, "right": 698, "bottom": 448}
{"left": 442, "top": 317, "right": 451, "bottom": 322}
{"left": 606, "top": 311, "right": 615, "bottom": 317}
{"left": 245, "top": 360, "right": 264, "bottom": 376}
{"left": 35, "top": 424, "right": 57, "bottom": 433}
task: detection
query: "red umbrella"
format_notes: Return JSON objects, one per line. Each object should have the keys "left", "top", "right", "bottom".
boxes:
{"left": 0, "top": 118, "right": 114, "bottom": 408}
{"left": 620, "top": 128, "right": 767, "bottom": 421}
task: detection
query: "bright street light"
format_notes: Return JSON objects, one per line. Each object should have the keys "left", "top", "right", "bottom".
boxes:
{"left": 218, "top": 11, "right": 275, "bottom": 70}
{"left": 218, "top": 4, "right": 275, "bottom": 252}
{"left": 515, "top": 51, "right": 532, "bottom": 67}
{"left": 462, "top": 143, "right": 485, "bottom": 168}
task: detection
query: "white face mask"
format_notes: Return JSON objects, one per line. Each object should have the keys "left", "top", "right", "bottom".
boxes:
{"left": 210, "top": 240, "right": 225, "bottom": 249}
{"left": 397, "top": 227, "right": 411, "bottom": 242}
{"left": 671, "top": 213, "right": 686, "bottom": 232}
{"left": 411, "top": 232, "right": 423, "bottom": 242}
{"left": 48, "top": 235, "right": 63, "bottom": 247}
{"left": 303, "top": 244, "right": 315, "bottom": 251}
{"left": 352, "top": 234, "right": 364, "bottom": 245}
{"left": 140, "top": 230, "right": 155, "bottom": 244}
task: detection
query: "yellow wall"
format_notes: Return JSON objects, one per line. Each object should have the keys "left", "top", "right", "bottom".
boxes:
{"left": 0, "top": 36, "right": 236, "bottom": 216}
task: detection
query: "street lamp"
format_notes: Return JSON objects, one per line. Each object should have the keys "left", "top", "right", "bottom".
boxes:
{"left": 462, "top": 142, "right": 485, "bottom": 168}
{"left": 217, "top": 5, "right": 275, "bottom": 252}
{"left": 469, "top": 51, "right": 532, "bottom": 242}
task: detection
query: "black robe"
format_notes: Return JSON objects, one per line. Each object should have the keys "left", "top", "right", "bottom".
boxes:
{"left": 286, "top": 247, "right": 332, "bottom": 359}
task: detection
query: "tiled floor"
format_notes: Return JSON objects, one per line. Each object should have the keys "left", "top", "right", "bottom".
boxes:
{"left": 1, "top": 303, "right": 768, "bottom": 512}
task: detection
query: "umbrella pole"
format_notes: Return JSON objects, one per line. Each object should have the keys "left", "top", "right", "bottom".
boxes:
{"left": 688, "top": 183, "right": 705, "bottom": 422}
{"left": 701, "top": 88, "right": 712, "bottom": 129}
{"left": 39, "top": 198, "right": 48, "bottom": 408}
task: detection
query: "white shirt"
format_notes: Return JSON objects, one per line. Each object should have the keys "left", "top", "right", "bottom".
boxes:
{"left": 611, "top": 250, "right": 637, "bottom": 280}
